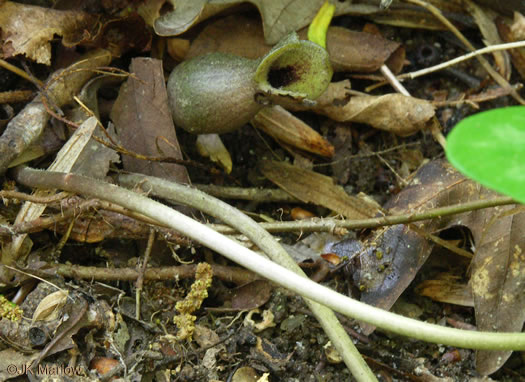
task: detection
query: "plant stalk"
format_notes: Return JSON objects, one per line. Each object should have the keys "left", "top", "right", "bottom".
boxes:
{"left": 12, "top": 167, "right": 525, "bottom": 352}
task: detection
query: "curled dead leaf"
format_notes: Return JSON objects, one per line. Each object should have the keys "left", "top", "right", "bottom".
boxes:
{"left": 187, "top": 15, "right": 404, "bottom": 74}
{"left": 260, "top": 159, "right": 379, "bottom": 219}
{"left": 286, "top": 81, "right": 435, "bottom": 136}
{"left": 0, "top": 1, "right": 97, "bottom": 65}
{"left": 330, "top": 159, "right": 525, "bottom": 374}
{"left": 252, "top": 106, "right": 334, "bottom": 158}
{"left": 497, "top": 13, "right": 525, "bottom": 80}
{"left": 32, "top": 290, "right": 69, "bottom": 323}
{"left": 244, "top": 309, "right": 276, "bottom": 333}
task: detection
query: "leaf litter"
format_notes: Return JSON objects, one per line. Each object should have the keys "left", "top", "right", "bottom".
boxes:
{"left": 0, "top": 0, "right": 524, "bottom": 380}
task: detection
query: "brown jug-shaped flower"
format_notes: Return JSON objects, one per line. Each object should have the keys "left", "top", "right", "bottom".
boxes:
{"left": 167, "top": 33, "right": 332, "bottom": 134}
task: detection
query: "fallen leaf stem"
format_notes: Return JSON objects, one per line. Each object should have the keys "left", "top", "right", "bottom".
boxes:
{"left": 194, "top": 184, "right": 299, "bottom": 202}
{"left": 45, "top": 263, "right": 259, "bottom": 285}
{"left": 207, "top": 195, "right": 515, "bottom": 234}
{"left": 16, "top": 167, "right": 376, "bottom": 382}
{"left": 12, "top": 167, "right": 525, "bottom": 361}
{"left": 403, "top": 0, "right": 525, "bottom": 105}
{"left": 400, "top": 40, "right": 525, "bottom": 81}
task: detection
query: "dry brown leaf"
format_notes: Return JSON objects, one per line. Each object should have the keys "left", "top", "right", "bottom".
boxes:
{"left": 69, "top": 76, "right": 121, "bottom": 179}
{"left": 259, "top": 160, "right": 379, "bottom": 220}
{"left": 341, "top": 223, "right": 433, "bottom": 336}
{"left": 111, "top": 57, "right": 189, "bottom": 184}
{"left": 367, "top": 1, "right": 467, "bottom": 30}
{"left": 2, "top": 116, "right": 98, "bottom": 277}
{"left": 336, "top": 159, "right": 525, "bottom": 374}
{"left": 334, "top": 94, "right": 435, "bottom": 136}
{"left": 330, "top": 124, "right": 354, "bottom": 185}
{"left": 30, "top": 298, "right": 110, "bottom": 371}
{"left": 304, "top": 26, "right": 404, "bottom": 74}
{"left": 0, "top": 1, "right": 97, "bottom": 65}
{"left": 510, "top": 11, "right": 525, "bottom": 37}
{"left": 187, "top": 16, "right": 404, "bottom": 74}
{"left": 0, "top": 48, "right": 112, "bottom": 175}
{"left": 288, "top": 81, "right": 435, "bottom": 136}
{"left": 186, "top": 15, "right": 268, "bottom": 60}
{"left": 54, "top": 208, "right": 154, "bottom": 243}
{"left": 154, "top": 0, "right": 230, "bottom": 36}
{"left": 432, "top": 85, "right": 524, "bottom": 107}
{"left": 32, "top": 290, "right": 68, "bottom": 323}
{"left": 252, "top": 106, "right": 334, "bottom": 158}
{"left": 155, "top": 0, "right": 368, "bottom": 44}
{"left": 155, "top": 0, "right": 517, "bottom": 42}
{"left": 415, "top": 273, "right": 474, "bottom": 307}
{"left": 137, "top": 0, "right": 166, "bottom": 28}
{"left": 196, "top": 133, "right": 232, "bottom": 174}
{"left": 465, "top": 0, "right": 511, "bottom": 80}
{"left": 89, "top": 357, "right": 119, "bottom": 377}
{"left": 89, "top": 14, "right": 151, "bottom": 58}
{"left": 231, "top": 280, "right": 273, "bottom": 311}
{"left": 497, "top": 13, "right": 525, "bottom": 81}
{"left": 469, "top": 209, "right": 525, "bottom": 374}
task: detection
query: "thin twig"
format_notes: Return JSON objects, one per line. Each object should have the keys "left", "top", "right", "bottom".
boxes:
{"left": 12, "top": 167, "right": 525, "bottom": 359}
{"left": 194, "top": 185, "right": 298, "bottom": 202}
{"left": 0, "top": 90, "right": 34, "bottom": 104}
{"left": 0, "top": 190, "right": 70, "bottom": 204}
{"left": 380, "top": 65, "right": 410, "bottom": 96}
{"left": 30, "top": 263, "right": 258, "bottom": 285}
{"left": 136, "top": 229, "right": 155, "bottom": 320}
{"left": 208, "top": 196, "right": 515, "bottom": 234}
{"left": 0, "top": 59, "right": 43, "bottom": 87}
{"left": 16, "top": 167, "right": 377, "bottom": 382}
{"left": 400, "top": 40, "right": 525, "bottom": 80}
{"left": 314, "top": 143, "right": 420, "bottom": 168}
{"left": 403, "top": 0, "right": 525, "bottom": 105}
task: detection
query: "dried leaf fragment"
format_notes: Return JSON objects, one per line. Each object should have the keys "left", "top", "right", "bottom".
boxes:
{"left": 32, "top": 290, "right": 69, "bottom": 323}
{"left": 0, "top": 1, "right": 97, "bottom": 65}
{"left": 415, "top": 274, "right": 473, "bottom": 307}
{"left": 470, "top": 211, "right": 525, "bottom": 375}
{"left": 111, "top": 57, "right": 190, "bottom": 184}
{"left": 0, "top": 48, "right": 112, "bottom": 175}
{"left": 302, "top": 26, "right": 404, "bottom": 73}
{"left": 260, "top": 160, "right": 379, "bottom": 219}
{"left": 252, "top": 106, "right": 334, "bottom": 158}
{"left": 155, "top": 0, "right": 367, "bottom": 44}
{"left": 2, "top": 117, "right": 98, "bottom": 280}
{"left": 196, "top": 134, "right": 233, "bottom": 174}
{"left": 465, "top": 0, "right": 510, "bottom": 80}
{"left": 231, "top": 280, "right": 273, "bottom": 311}
{"left": 187, "top": 16, "right": 403, "bottom": 74}
{"left": 341, "top": 159, "right": 525, "bottom": 372}
{"left": 287, "top": 81, "right": 435, "bottom": 136}
{"left": 497, "top": 12, "right": 525, "bottom": 80}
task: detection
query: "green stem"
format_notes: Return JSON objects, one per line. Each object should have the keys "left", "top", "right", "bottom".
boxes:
{"left": 13, "top": 167, "right": 525, "bottom": 353}
{"left": 204, "top": 195, "right": 515, "bottom": 234}
{"left": 15, "top": 167, "right": 376, "bottom": 382}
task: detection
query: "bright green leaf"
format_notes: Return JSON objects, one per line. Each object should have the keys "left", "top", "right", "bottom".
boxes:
{"left": 445, "top": 106, "right": 525, "bottom": 204}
